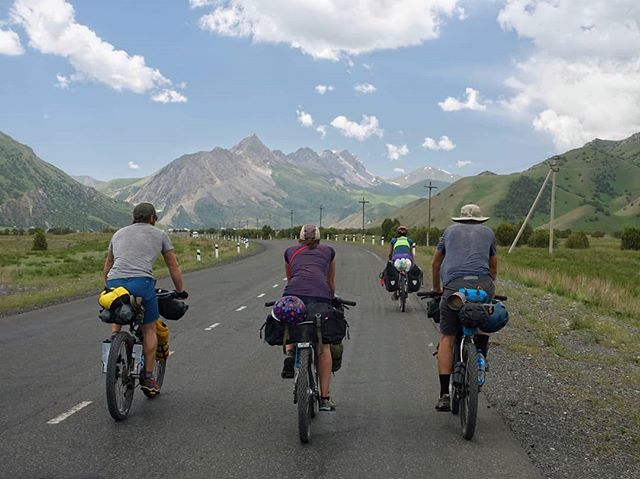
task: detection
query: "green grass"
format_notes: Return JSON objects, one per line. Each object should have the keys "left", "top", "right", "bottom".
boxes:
{"left": 0, "top": 232, "right": 255, "bottom": 314}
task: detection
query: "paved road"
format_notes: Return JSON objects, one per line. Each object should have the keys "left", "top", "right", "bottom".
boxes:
{"left": 0, "top": 240, "right": 541, "bottom": 479}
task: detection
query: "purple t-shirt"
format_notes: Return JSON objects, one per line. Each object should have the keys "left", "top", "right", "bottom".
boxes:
{"left": 283, "top": 243, "right": 335, "bottom": 300}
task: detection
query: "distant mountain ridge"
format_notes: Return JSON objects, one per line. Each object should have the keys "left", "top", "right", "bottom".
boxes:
{"left": 115, "top": 135, "right": 450, "bottom": 228}
{"left": 0, "top": 132, "right": 131, "bottom": 229}
{"left": 383, "top": 132, "right": 640, "bottom": 233}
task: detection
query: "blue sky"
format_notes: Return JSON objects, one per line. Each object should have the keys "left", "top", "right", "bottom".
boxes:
{"left": 1, "top": 1, "right": 639, "bottom": 181}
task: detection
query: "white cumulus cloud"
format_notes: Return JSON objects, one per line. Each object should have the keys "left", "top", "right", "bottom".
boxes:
{"left": 497, "top": 0, "right": 640, "bottom": 149}
{"left": 386, "top": 143, "right": 409, "bottom": 161}
{"left": 296, "top": 109, "right": 314, "bottom": 128}
{"left": 315, "top": 84, "right": 334, "bottom": 95}
{"left": 316, "top": 125, "right": 327, "bottom": 139}
{"left": 151, "top": 89, "right": 188, "bottom": 103}
{"left": 11, "top": 0, "right": 185, "bottom": 101}
{"left": 0, "top": 28, "right": 24, "bottom": 55}
{"left": 194, "top": 1, "right": 462, "bottom": 60}
{"left": 422, "top": 135, "right": 456, "bottom": 151}
{"left": 355, "top": 83, "right": 376, "bottom": 95}
{"left": 55, "top": 73, "right": 70, "bottom": 88}
{"left": 439, "top": 87, "right": 486, "bottom": 111}
{"left": 128, "top": 161, "right": 140, "bottom": 170}
{"left": 456, "top": 160, "right": 472, "bottom": 168}
{"left": 330, "top": 114, "right": 383, "bottom": 141}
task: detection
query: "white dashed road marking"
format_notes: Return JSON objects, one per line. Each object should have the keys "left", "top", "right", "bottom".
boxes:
{"left": 235, "top": 306, "right": 247, "bottom": 312}
{"left": 272, "top": 284, "right": 279, "bottom": 288}
{"left": 282, "top": 277, "right": 287, "bottom": 281}
{"left": 257, "top": 293, "right": 265, "bottom": 298}
{"left": 205, "top": 323, "right": 220, "bottom": 331}
{"left": 47, "top": 401, "right": 92, "bottom": 424}
{"left": 169, "top": 350, "right": 175, "bottom": 356}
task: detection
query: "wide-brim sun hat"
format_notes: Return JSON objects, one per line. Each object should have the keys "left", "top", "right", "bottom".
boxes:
{"left": 451, "top": 204, "right": 490, "bottom": 223}
{"left": 299, "top": 224, "right": 321, "bottom": 240}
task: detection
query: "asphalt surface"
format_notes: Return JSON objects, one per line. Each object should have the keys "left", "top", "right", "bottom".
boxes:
{"left": 0, "top": 240, "right": 542, "bottom": 479}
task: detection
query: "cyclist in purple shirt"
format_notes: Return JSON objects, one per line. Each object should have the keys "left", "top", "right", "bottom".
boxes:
{"left": 282, "top": 224, "right": 337, "bottom": 411}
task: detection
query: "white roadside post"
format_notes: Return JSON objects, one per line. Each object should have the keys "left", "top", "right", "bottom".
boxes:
{"left": 381, "top": 236, "right": 385, "bottom": 247}
{"left": 214, "top": 244, "right": 219, "bottom": 259}
{"left": 236, "top": 242, "right": 240, "bottom": 255}
{"left": 352, "top": 234, "right": 356, "bottom": 242}
{"left": 196, "top": 249, "right": 201, "bottom": 262}
{"left": 412, "top": 244, "right": 416, "bottom": 257}
{"left": 372, "top": 235, "right": 375, "bottom": 245}
{"left": 245, "top": 239, "right": 249, "bottom": 249}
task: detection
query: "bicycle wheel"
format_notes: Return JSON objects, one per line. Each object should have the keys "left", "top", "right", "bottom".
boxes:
{"left": 154, "top": 358, "right": 166, "bottom": 390}
{"left": 296, "top": 348, "right": 313, "bottom": 444}
{"left": 460, "top": 342, "right": 479, "bottom": 440}
{"left": 309, "top": 349, "right": 318, "bottom": 419}
{"left": 106, "top": 332, "right": 135, "bottom": 421}
{"left": 451, "top": 384, "right": 461, "bottom": 415}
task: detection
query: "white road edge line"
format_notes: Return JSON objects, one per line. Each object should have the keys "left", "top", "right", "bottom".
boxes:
{"left": 235, "top": 306, "right": 247, "bottom": 312}
{"left": 169, "top": 350, "right": 175, "bottom": 356}
{"left": 272, "top": 284, "right": 279, "bottom": 288}
{"left": 282, "top": 277, "right": 287, "bottom": 281}
{"left": 257, "top": 293, "right": 265, "bottom": 298}
{"left": 205, "top": 323, "right": 220, "bottom": 330}
{"left": 47, "top": 401, "right": 92, "bottom": 424}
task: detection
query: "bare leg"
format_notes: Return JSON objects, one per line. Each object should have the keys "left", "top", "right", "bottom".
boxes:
{"left": 142, "top": 322, "right": 158, "bottom": 375}
{"left": 437, "top": 334, "right": 455, "bottom": 374}
{"left": 318, "top": 343, "right": 332, "bottom": 397}
{"left": 111, "top": 324, "right": 121, "bottom": 334}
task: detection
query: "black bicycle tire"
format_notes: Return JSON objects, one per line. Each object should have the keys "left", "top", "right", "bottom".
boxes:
{"left": 309, "top": 349, "right": 318, "bottom": 419}
{"left": 399, "top": 276, "right": 407, "bottom": 312}
{"left": 106, "top": 332, "right": 135, "bottom": 421}
{"left": 297, "top": 348, "right": 312, "bottom": 444}
{"left": 460, "top": 342, "right": 479, "bottom": 440}
{"left": 154, "top": 359, "right": 166, "bottom": 389}
{"left": 451, "top": 342, "right": 461, "bottom": 415}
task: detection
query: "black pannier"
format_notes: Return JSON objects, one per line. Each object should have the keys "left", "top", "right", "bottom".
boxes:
{"left": 309, "top": 303, "right": 348, "bottom": 344}
{"left": 407, "top": 263, "right": 423, "bottom": 293}
{"left": 382, "top": 261, "right": 399, "bottom": 292}
{"left": 261, "top": 314, "right": 286, "bottom": 345}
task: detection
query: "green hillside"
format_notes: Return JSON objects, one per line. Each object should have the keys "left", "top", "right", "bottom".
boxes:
{"left": 0, "top": 132, "right": 132, "bottom": 229}
{"left": 386, "top": 134, "right": 640, "bottom": 233}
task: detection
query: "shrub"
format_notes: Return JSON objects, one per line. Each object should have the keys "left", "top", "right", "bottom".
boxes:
{"left": 528, "top": 229, "right": 557, "bottom": 248}
{"left": 32, "top": 229, "right": 48, "bottom": 251}
{"left": 495, "top": 223, "right": 518, "bottom": 246}
{"left": 565, "top": 231, "right": 590, "bottom": 249}
{"left": 556, "top": 228, "right": 572, "bottom": 239}
{"left": 516, "top": 221, "right": 533, "bottom": 244}
{"left": 621, "top": 228, "right": 640, "bottom": 250}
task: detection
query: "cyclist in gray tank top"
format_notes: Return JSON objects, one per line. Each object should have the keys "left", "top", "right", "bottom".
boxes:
{"left": 430, "top": 204, "right": 498, "bottom": 412}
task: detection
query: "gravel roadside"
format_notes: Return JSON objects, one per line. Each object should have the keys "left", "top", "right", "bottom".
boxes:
{"left": 481, "top": 279, "right": 640, "bottom": 479}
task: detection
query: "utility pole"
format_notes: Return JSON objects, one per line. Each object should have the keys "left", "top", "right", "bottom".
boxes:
{"left": 424, "top": 180, "right": 438, "bottom": 246}
{"left": 319, "top": 205, "right": 323, "bottom": 229}
{"left": 290, "top": 210, "right": 294, "bottom": 230}
{"left": 548, "top": 158, "right": 559, "bottom": 254}
{"left": 508, "top": 166, "right": 554, "bottom": 254}
{"left": 359, "top": 197, "right": 370, "bottom": 237}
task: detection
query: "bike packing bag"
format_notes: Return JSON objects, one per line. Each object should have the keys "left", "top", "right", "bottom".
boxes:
{"left": 156, "top": 320, "right": 170, "bottom": 361}
{"left": 383, "top": 261, "right": 399, "bottom": 292}
{"left": 307, "top": 303, "right": 349, "bottom": 344}
{"left": 98, "top": 287, "right": 136, "bottom": 325}
{"left": 458, "top": 302, "right": 488, "bottom": 329}
{"left": 157, "top": 289, "right": 188, "bottom": 320}
{"left": 288, "top": 320, "right": 317, "bottom": 343}
{"left": 427, "top": 298, "right": 441, "bottom": 323}
{"left": 407, "top": 264, "right": 423, "bottom": 293}
{"left": 260, "top": 314, "right": 286, "bottom": 346}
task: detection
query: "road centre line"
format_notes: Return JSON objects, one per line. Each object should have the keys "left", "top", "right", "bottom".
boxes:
{"left": 204, "top": 323, "right": 220, "bottom": 331}
{"left": 47, "top": 401, "right": 92, "bottom": 424}
{"left": 257, "top": 293, "right": 265, "bottom": 298}
{"left": 282, "top": 277, "right": 287, "bottom": 281}
{"left": 235, "top": 306, "right": 247, "bottom": 312}
{"left": 272, "top": 284, "right": 279, "bottom": 288}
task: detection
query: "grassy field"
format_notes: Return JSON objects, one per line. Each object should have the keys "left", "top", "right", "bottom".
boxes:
{"left": 0, "top": 232, "right": 255, "bottom": 314}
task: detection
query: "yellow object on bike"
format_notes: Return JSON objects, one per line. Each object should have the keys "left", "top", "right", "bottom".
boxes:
{"left": 98, "top": 287, "right": 130, "bottom": 310}
{"left": 156, "top": 320, "right": 170, "bottom": 361}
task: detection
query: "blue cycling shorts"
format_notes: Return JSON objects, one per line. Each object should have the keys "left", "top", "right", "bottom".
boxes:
{"left": 106, "top": 277, "right": 158, "bottom": 324}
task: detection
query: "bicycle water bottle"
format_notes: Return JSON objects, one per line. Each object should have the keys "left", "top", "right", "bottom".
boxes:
{"left": 477, "top": 353, "right": 486, "bottom": 386}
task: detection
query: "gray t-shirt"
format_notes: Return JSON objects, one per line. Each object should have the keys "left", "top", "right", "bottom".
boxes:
{"left": 436, "top": 222, "right": 496, "bottom": 285}
{"left": 107, "top": 223, "right": 173, "bottom": 280}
